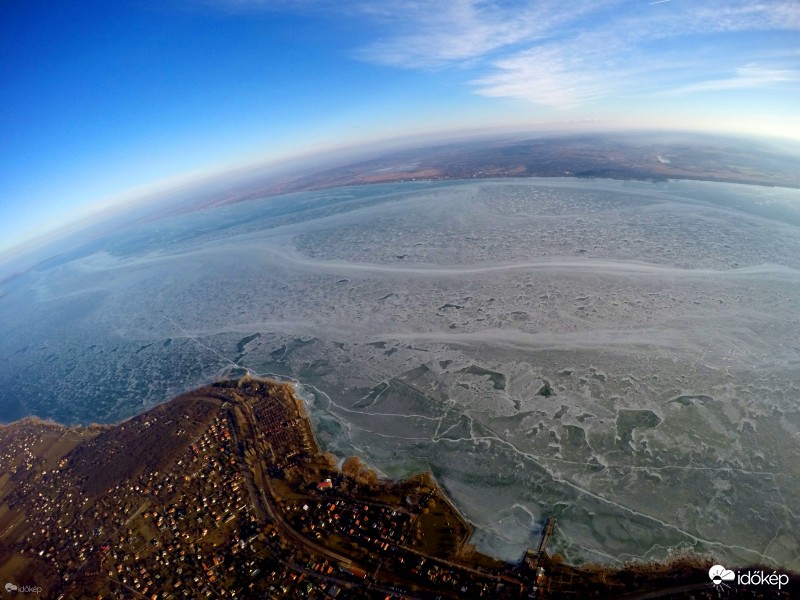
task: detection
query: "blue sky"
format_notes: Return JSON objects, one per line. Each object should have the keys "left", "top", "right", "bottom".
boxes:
{"left": 1, "top": 0, "right": 799, "bottom": 258}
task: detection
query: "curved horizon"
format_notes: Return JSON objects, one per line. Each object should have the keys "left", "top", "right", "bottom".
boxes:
{"left": 3, "top": 1, "right": 800, "bottom": 260}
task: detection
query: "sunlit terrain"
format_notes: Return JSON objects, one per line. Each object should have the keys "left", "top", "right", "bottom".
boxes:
{"left": 2, "top": 169, "right": 798, "bottom": 570}
{"left": 3, "top": 1, "right": 800, "bottom": 596}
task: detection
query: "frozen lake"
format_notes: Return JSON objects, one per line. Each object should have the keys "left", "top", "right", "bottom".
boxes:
{"left": 1, "top": 177, "right": 799, "bottom": 569}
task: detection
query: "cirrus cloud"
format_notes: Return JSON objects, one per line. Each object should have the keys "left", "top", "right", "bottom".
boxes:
{"left": 202, "top": 0, "right": 800, "bottom": 110}
{"left": 351, "top": 0, "right": 800, "bottom": 108}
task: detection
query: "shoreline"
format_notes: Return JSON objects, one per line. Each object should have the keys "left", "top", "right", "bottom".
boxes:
{"left": 2, "top": 375, "right": 798, "bottom": 582}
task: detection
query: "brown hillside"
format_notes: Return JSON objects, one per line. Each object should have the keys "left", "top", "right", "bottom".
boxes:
{"left": 64, "top": 387, "right": 225, "bottom": 495}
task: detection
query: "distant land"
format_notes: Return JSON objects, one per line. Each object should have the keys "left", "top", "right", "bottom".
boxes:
{"left": 1, "top": 376, "right": 796, "bottom": 598}
{"left": 3, "top": 130, "right": 798, "bottom": 283}
{"left": 203, "top": 132, "right": 800, "bottom": 211}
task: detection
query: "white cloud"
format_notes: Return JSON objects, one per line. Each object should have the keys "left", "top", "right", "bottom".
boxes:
{"left": 201, "top": 0, "right": 800, "bottom": 108}
{"left": 657, "top": 65, "right": 800, "bottom": 96}
{"left": 471, "top": 47, "right": 613, "bottom": 108}
{"left": 352, "top": 0, "right": 800, "bottom": 106}
{"left": 354, "top": 0, "right": 609, "bottom": 68}
{"left": 688, "top": 2, "right": 800, "bottom": 33}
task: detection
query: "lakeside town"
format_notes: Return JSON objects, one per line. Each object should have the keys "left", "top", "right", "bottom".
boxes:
{"left": 0, "top": 376, "right": 796, "bottom": 598}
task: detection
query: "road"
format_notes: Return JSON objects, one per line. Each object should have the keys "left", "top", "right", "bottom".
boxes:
{"left": 228, "top": 401, "right": 435, "bottom": 598}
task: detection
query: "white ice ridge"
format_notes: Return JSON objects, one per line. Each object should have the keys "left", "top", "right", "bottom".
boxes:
{"left": 73, "top": 242, "right": 800, "bottom": 280}
{"left": 258, "top": 245, "right": 800, "bottom": 279}
{"left": 378, "top": 328, "right": 688, "bottom": 349}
